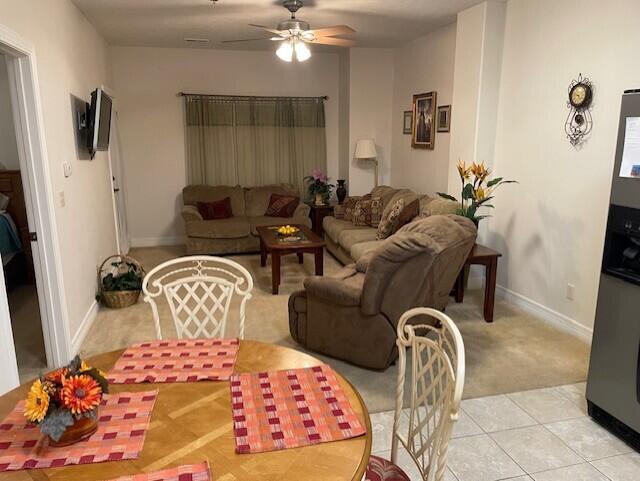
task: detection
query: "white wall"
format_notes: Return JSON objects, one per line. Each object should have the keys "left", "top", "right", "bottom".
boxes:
{"left": 391, "top": 24, "right": 457, "bottom": 195}
{"left": 489, "top": 0, "right": 640, "bottom": 333}
{"left": 110, "top": 46, "right": 340, "bottom": 245}
{"left": 348, "top": 48, "right": 395, "bottom": 195}
{"left": 0, "top": 54, "right": 19, "bottom": 170}
{"left": 448, "top": 2, "right": 489, "bottom": 196}
{"left": 0, "top": 1, "right": 117, "bottom": 352}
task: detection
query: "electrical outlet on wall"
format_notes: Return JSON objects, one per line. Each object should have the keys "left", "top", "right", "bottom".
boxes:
{"left": 566, "top": 283, "right": 576, "bottom": 301}
{"left": 58, "top": 190, "right": 66, "bottom": 208}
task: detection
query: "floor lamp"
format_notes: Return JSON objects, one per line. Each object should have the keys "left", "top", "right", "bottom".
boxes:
{"left": 355, "top": 139, "right": 378, "bottom": 187}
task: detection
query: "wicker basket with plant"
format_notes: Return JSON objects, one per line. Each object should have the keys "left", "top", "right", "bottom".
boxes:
{"left": 97, "top": 255, "right": 145, "bottom": 309}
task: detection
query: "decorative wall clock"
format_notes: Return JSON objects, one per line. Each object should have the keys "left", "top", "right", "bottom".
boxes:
{"left": 565, "top": 74, "right": 594, "bottom": 146}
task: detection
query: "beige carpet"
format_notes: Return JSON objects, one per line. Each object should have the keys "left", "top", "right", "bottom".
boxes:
{"left": 81, "top": 245, "right": 589, "bottom": 413}
{"left": 8, "top": 283, "right": 47, "bottom": 383}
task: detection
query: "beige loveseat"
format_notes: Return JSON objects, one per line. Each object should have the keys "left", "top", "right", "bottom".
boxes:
{"left": 181, "top": 184, "right": 311, "bottom": 255}
{"left": 289, "top": 215, "right": 477, "bottom": 369}
{"left": 323, "top": 185, "right": 460, "bottom": 265}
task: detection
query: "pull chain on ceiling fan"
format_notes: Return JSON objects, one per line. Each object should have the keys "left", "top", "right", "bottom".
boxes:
{"left": 221, "top": 0, "right": 356, "bottom": 62}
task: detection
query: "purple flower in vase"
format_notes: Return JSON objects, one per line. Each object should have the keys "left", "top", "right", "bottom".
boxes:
{"left": 311, "top": 168, "right": 323, "bottom": 181}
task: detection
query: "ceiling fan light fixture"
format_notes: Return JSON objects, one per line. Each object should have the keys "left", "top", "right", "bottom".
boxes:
{"left": 294, "top": 40, "right": 311, "bottom": 62}
{"left": 276, "top": 40, "right": 294, "bottom": 62}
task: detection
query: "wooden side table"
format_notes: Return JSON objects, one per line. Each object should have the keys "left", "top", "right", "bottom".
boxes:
{"left": 307, "top": 202, "right": 335, "bottom": 236}
{"left": 454, "top": 244, "right": 502, "bottom": 323}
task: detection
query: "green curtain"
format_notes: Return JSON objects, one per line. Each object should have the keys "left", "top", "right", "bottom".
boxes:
{"left": 185, "top": 95, "right": 326, "bottom": 195}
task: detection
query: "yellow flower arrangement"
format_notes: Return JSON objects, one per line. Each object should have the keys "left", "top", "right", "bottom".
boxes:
{"left": 24, "top": 379, "right": 50, "bottom": 423}
{"left": 457, "top": 159, "right": 471, "bottom": 180}
{"left": 438, "top": 160, "right": 516, "bottom": 225}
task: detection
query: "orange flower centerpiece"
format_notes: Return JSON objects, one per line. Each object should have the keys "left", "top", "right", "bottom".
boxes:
{"left": 24, "top": 356, "right": 108, "bottom": 446}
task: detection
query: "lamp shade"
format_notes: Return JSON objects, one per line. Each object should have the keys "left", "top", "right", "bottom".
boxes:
{"left": 355, "top": 139, "right": 377, "bottom": 159}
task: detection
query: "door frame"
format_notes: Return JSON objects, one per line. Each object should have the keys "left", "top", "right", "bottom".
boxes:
{"left": 0, "top": 24, "right": 72, "bottom": 391}
{"left": 103, "top": 86, "right": 130, "bottom": 254}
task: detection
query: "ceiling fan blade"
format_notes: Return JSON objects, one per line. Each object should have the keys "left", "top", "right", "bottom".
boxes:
{"left": 306, "top": 25, "right": 356, "bottom": 38}
{"left": 221, "top": 37, "right": 277, "bottom": 44}
{"left": 307, "top": 37, "right": 355, "bottom": 47}
{"left": 248, "top": 24, "right": 287, "bottom": 36}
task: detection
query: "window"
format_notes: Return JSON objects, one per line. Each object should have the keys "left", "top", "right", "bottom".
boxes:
{"left": 184, "top": 95, "right": 327, "bottom": 196}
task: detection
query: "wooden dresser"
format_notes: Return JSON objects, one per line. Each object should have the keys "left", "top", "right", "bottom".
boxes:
{"left": 0, "top": 170, "right": 35, "bottom": 284}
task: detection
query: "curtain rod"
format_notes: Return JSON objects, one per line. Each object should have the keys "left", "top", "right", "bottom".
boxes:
{"left": 178, "top": 92, "right": 328, "bottom": 101}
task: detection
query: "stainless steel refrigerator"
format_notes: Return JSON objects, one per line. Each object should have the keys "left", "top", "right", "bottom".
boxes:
{"left": 587, "top": 89, "right": 640, "bottom": 450}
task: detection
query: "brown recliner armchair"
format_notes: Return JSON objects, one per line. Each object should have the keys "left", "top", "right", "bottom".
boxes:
{"left": 288, "top": 215, "right": 477, "bottom": 370}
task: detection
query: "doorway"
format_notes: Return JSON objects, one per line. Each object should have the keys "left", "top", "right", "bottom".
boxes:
{"left": 0, "top": 53, "right": 46, "bottom": 382}
{"left": 0, "top": 25, "right": 72, "bottom": 395}
{"left": 108, "top": 109, "right": 130, "bottom": 255}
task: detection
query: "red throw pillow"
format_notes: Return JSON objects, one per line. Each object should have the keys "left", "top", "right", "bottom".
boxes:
{"left": 265, "top": 193, "right": 300, "bottom": 218}
{"left": 196, "top": 197, "right": 233, "bottom": 220}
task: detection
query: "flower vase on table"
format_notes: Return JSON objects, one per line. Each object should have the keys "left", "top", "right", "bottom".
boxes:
{"left": 304, "top": 168, "right": 334, "bottom": 207}
{"left": 23, "top": 356, "right": 109, "bottom": 447}
{"left": 437, "top": 160, "right": 517, "bottom": 227}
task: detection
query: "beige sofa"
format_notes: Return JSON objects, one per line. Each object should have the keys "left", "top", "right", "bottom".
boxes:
{"left": 323, "top": 185, "right": 460, "bottom": 265}
{"left": 181, "top": 184, "right": 311, "bottom": 255}
{"left": 289, "top": 215, "right": 477, "bottom": 369}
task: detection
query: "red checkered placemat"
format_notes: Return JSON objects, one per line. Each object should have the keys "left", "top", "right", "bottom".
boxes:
{"left": 105, "top": 461, "right": 212, "bottom": 481}
{"left": 0, "top": 390, "right": 157, "bottom": 472}
{"left": 231, "top": 364, "right": 366, "bottom": 454}
{"left": 107, "top": 338, "right": 239, "bottom": 384}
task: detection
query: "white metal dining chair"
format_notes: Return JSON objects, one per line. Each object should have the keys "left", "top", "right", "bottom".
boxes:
{"left": 365, "top": 307, "right": 465, "bottom": 481}
{"left": 142, "top": 256, "right": 253, "bottom": 340}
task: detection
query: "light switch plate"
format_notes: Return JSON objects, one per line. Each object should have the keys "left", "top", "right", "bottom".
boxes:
{"left": 63, "top": 162, "right": 72, "bottom": 178}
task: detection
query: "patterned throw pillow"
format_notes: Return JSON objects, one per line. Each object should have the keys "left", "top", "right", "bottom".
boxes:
{"left": 392, "top": 198, "right": 420, "bottom": 234}
{"left": 342, "top": 197, "right": 360, "bottom": 222}
{"left": 370, "top": 196, "right": 383, "bottom": 228}
{"left": 197, "top": 197, "right": 233, "bottom": 220}
{"left": 376, "top": 198, "right": 405, "bottom": 240}
{"left": 352, "top": 199, "right": 373, "bottom": 226}
{"left": 265, "top": 193, "right": 300, "bottom": 217}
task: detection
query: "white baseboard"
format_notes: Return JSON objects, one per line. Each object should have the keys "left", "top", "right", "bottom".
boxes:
{"left": 130, "top": 236, "right": 186, "bottom": 248}
{"left": 496, "top": 285, "right": 593, "bottom": 343}
{"left": 71, "top": 300, "right": 99, "bottom": 356}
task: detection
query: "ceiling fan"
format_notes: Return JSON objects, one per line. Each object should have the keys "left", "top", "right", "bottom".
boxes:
{"left": 221, "top": 0, "right": 356, "bottom": 62}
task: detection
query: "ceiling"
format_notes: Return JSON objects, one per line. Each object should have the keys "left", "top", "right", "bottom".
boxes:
{"left": 72, "top": 0, "right": 486, "bottom": 51}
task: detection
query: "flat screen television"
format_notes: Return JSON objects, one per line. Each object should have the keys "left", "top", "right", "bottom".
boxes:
{"left": 87, "top": 88, "right": 112, "bottom": 158}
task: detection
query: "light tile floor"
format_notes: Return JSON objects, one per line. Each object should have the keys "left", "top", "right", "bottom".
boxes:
{"left": 370, "top": 382, "right": 639, "bottom": 481}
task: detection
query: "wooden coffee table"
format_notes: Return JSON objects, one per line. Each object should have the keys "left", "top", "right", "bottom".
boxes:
{"left": 256, "top": 224, "right": 325, "bottom": 295}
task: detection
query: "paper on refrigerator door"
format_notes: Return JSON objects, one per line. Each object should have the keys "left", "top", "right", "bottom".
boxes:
{"left": 620, "top": 117, "right": 640, "bottom": 178}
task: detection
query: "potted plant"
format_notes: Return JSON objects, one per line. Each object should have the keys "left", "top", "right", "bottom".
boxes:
{"left": 304, "top": 168, "right": 334, "bottom": 205}
{"left": 97, "top": 255, "right": 145, "bottom": 309}
{"left": 24, "top": 356, "right": 108, "bottom": 446}
{"left": 438, "top": 160, "right": 516, "bottom": 226}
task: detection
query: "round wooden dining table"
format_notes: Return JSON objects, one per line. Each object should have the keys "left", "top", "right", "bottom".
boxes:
{"left": 0, "top": 341, "right": 372, "bottom": 481}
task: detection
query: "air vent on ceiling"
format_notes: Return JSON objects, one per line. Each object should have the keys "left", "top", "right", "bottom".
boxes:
{"left": 184, "top": 38, "right": 210, "bottom": 44}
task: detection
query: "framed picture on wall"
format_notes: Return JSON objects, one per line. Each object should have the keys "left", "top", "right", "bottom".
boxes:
{"left": 403, "top": 111, "right": 412, "bottom": 134}
{"left": 412, "top": 91, "right": 437, "bottom": 149}
{"left": 437, "top": 105, "right": 451, "bottom": 133}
